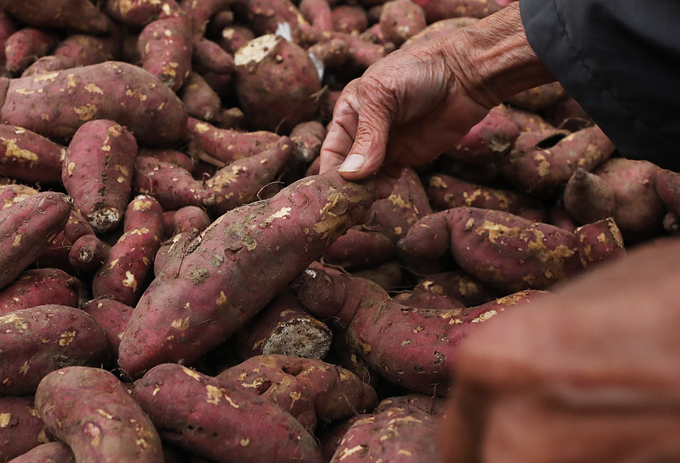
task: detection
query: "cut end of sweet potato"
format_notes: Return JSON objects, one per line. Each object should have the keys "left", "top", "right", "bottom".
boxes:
{"left": 88, "top": 207, "right": 122, "bottom": 234}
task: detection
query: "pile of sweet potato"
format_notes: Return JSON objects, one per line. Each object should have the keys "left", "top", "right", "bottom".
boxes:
{"left": 0, "top": 0, "right": 676, "bottom": 461}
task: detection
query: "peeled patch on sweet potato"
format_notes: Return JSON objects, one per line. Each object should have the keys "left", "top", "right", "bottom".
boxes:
{"left": 132, "top": 363, "right": 323, "bottom": 463}
{"left": 0, "top": 62, "right": 187, "bottom": 147}
{"left": 575, "top": 218, "right": 626, "bottom": 269}
{"left": 118, "top": 169, "right": 375, "bottom": 377}
{"left": 414, "top": 271, "right": 497, "bottom": 307}
{"left": 138, "top": 17, "right": 193, "bottom": 91}
{"left": 0, "top": 125, "right": 65, "bottom": 185}
{"left": 0, "top": 305, "right": 108, "bottom": 395}
{"left": 35, "top": 367, "right": 163, "bottom": 463}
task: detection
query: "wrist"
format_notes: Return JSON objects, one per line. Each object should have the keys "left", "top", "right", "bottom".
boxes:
{"left": 444, "top": 3, "right": 555, "bottom": 108}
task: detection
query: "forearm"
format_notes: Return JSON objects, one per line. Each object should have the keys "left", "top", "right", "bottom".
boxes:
{"left": 444, "top": 2, "right": 555, "bottom": 108}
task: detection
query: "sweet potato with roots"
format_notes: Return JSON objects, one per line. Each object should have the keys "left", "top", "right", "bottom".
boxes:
{"left": 0, "top": 192, "right": 71, "bottom": 290}
{"left": 0, "top": 305, "right": 108, "bottom": 395}
{"left": 292, "top": 266, "right": 546, "bottom": 395}
{"left": 0, "top": 396, "right": 52, "bottom": 462}
{"left": 92, "top": 195, "right": 164, "bottom": 306}
{"left": 118, "top": 169, "right": 375, "bottom": 377}
{"left": 217, "top": 355, "right": 378, "bottom": 432}
{"left": 62, "top": 120, "right": 138, "bottom": 234}
{"left": 0, "top": 62, "right": 188, "bottom": 147}
{"left": 132, "top": 363, "right": 324, "bottom": 463}
{"left": 35, "top": 367, "right": 163, "bottom": 463}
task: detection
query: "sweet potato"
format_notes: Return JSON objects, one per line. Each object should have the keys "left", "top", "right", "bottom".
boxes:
{"left": 0, "top": 192, "right": 71, "bottom": 290}
{"left": 68, "top": 234, "right": 111, "bottom": 272}
{"left": 35, "top": 366, "right": 163, "bottom": 463}
{"left": 0, "top": 184, "right": 37, "bottom": 209}
{"left": 425, "top": 173, "right": 533, "bottom": 213}
{"left": 0, "top": 305, "right": 108, "bottom": 395}
{"left": 399, "top": 207, "right": 582, "bottom": 292}
{"left": 132, "top": 363, "right": 323, "bottom": 462}
{"left": 92, "top": 195, "right": 164, "bottom": 306}
{"left": 332, "top": 6, "right": 368, "bottom": 34}
{"left": 379, "top": 0, "right": 426, "bottom": 47}
{"left": 0, "top": 11, "right": 17, "bottom": 66}
{"left": 363, "top": 167, "right": 432, "bottom": 243}
{"left": 181, "top": 0, "right": 237, "bottom": 36}
{"left": 5, "top": 28, "right": 58, "bottom": 74}
{"left": 434, "top": 156, "right": 498, "bottom": 185}
{"left": 187, "top": 118, "right": 281, "bottom": 165}
{"left": 393, "top": 290, "right": 465, "bottom": 310}
{"left": 179, "top": 72, "right": 222, "bottom": 122}
{"left": 215, "top": 25, "right": 255, "bottom": 54}
{"left": 0, "top": 396, "right": 52, "bottom": 462}
{"left": 0, "top": 125, "right": 66, "bottom": 184}
{"left": 106, "top": 0, "right": 184, "bottom": 27}
{"left": 235, "top": 292, "right": 333, "bottom": 360}
{"left": 351, "top": 261, "right": 403, "bottom": 290}
{"left": 217, "top": 355, "right": 378, "bottom": 432}
{"left": 323, "top": 227, "right": 395, "bottom": 270}
{"left": 300, "top": 0, "right": 334, "bottom": 31}
{"left": 82, "top": 298, "right": 134, "bottom": 359}
{"left": 138, "top": 17, "right": 193, "bottom": 91}
{"left": 0, "top": 269, "right": 84, "bottom": 315}
{"left": 0, "top": 62, "right": 188, "bottom": 147}
{"left": 507, "top": 81, "right": 568, "bottom": 111}
{"left": 192, "top": 37, "right": 234, "bottom": 75}
{"left": 290, "top": 121, "right": 327, "bottom": 164}
{"left": 403, "top": 17, "right": 478, "bottom": 48}
{"left": 0, "top": 0, "right": 109, "bottom": 35}
{"left": 499, "top": 125, "right": 616, "bottom": 194}
{"left": 563, "top": 167, "right": 616, "bottom": 225}
{"left": 118, "top": 169, "right": 375, "bottom": 377}
{"left": 308, "top": 38, "right": 350, "bottom": 70}
{"left": 414, "top": 271, "right": 497, "bottom": 307}
{"left": 237, "top": 0, "right": 309, "bottom": 36}
{"left": 62, "top": 120, "right": 137, "bottom": 234}
{"left": 593, "top": 158, "right": 665, "bottom": 241}
{"left": 169, "top": 205, "right": 212, "bottom": 235}
{"left": 36, "top": 209, "right": 99, "bottom": 270}
{"left": 492, "top": 103, "right": 555, "bottom": 132}
{"left": 575, "top": 218, "right": 626, "bottom": 269}
{"left": 330, "top": 404, "right": 439, "bottom": 462}
{"left": 443, "top": 110, "right": 520, "bottom": 166}
{"left": 234, "top": 34, "right": 321, "bottom": 133}
{"left": 138, "top": 148, "right": 195, "bottom": 172}
{"left": 7, "top": 442, "right": 74, "bottom": 463}
{"left": 655, "top": 168, "right": 680, "bottom": 216}
{"left": 549, "top": 205, "right": 577, "bottom": 233}
{"left": 293, "top": 266, "right": 546, "bottom": 394}
{"left": 663, "top": 211, "right": 680, "bottom": 235}
{"left": 415, "top": 0, "right": 501, "bottom": 22}
{"left": 153, "top": 231, "right": 197, "bottom": 276}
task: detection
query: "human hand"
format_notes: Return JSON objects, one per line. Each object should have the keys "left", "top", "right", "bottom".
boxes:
{"left": 320, "top": 3, "right": 554, "bottom": 197}
{"left": 438, "top": 238, "right": 680, "bottom": 462}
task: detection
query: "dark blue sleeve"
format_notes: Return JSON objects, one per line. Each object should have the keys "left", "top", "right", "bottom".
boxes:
{"left": 520, "top": 0, "right": 680, "bottom": 171}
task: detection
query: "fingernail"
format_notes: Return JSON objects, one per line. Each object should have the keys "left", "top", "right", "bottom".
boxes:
{"left": 339, "top": 154, "right": 365, "bottom": 173}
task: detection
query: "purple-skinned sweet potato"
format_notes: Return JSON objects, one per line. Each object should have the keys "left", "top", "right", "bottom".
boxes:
{"left": 414, "top": 0, "right": 501, "bottom": 22}
{"left": 398, "top": 207, "right": 582, "bottom": 292}
{"left": 323, "top": 227, "right": 395, "bottom": 270}
{"left": 563, "top": 167, "right": 616, "bottom": 225}
{"left": 138, "top": 17, "right": 193, "bottom": 91}
{"left": 106, "top": 0, "right": 184, "bottom": 28}
{"left": 499, "top": 125, "right": 616, "bottom": 194}
{"left": 379, "top": 0, "right": 426, "bottom": 47}
{"left": 179, "top": 72, "right": 222, "bottom": 122}
{"left": 363, "top": 167, "right": 432, "bottom": 243}
{"left": 92, "top": 195, "right": 164, "bottom": 306}
{"left": 425, "top": 173, "right": 533, "bottom": 213}
{"left": 62, "top": 120, "right": 137, "bottom": 234}
{"left": 153, "top": 230, "right": 197, "bottom": 276}
{"left": 403, "top": 17, "right": 477, "bottom": 48}
{"left": 655, "top": 168, "right": 680, "bottom": 216}
{"left": 0, "top": 192, "right": 71, "bottom": 290}
{"left": 235, "top": 291, "right": 333, "bottom": 360}
{"left": 217, "top": 355, "right": 378, "bottom": 432}
{"left": 492, "top": 103, "right": 555, "bottom": 132}
{"left": 138, "top": 148, "right": 195, "bottom": 172}
{"left": 132, "top": 363, "right": 323, "bottom": 462}
{"left": 238, "top": 0, "right": 309, "bottom": 37}
{"left": 351, "top": 261, "right": 403, "bottom": 290}
{"left": 5, "top": 28, "right": 58, "bottom": 74}
{"left": 0, "top": 305, "right": 108, "bottom": 395}
{"left": 0, "top": 184, "right": 37, "bottom": 210}
{"left": 507, "top": 81, "right": 568, "bottom": 111}
{"left": 332, "top": 6, "right": 368, "bottom": 34}
{"left": 290, "top": 120, "right": 327, "bottom": 164}
{"left": 234, "top": 34, "right": 321, "bottom": 133}
{"left": 181, "top": 0, "right": 238, "bottom": 36}
{"left": 68, "top": 234, "right": 111, "bottom": 273}
{"left": 118, "top": 169, "right": 375, "bottom": 377}
{"left": 393, "top": 290, "right": 465, "bottom": 310}
{"left": 168, "top": 205, "right": 212, "bottom": 235}
{"left": 0, "top": 396, "right": 53, "bottom": 462}
{"left": 187, "top": 117, "right": 281, "bottom": 165}
{"left": 593, "top": 158, "right": 665, "bottom": 241}
{"left": 35, "top": 367, "right": 163, "bottom": 463}
{"left": 300, "top": 0, "right": 334, "bottom": 31}
{"left": 36, "top": 208, "right": 98, "bottom": 271}
{"left": 192, "top": 38, "right": 234, "bottom": 75}
{"left": 0, "top": 0, "right": 109, "bottom": 35}
{"left": 0, "top": 62, "right": 188, "bottom": 147}
{"left": 0, "top": 11, "right": 17, "bottom": 66}
{"left": 0, "top": 125, "right": 66, "bottom": 184}
{"left": 292, "top": 266, "right": 546, "bottom": 395}
{"left": 215, "top": 25, "right": 255, "bottom": 54}
{"left": 575, "top": 218, "right": 626, "bottom": 269}
{"left": 0, "top": 269, "right": 84, "bottom": 315}
{"left": 7, "top": 442, "right": 74, "bottom": 463}
{"left": 82, "top": 298, "right": 134, "bottom": 359}
{"left": 414, "top": 271, "right": 497, "bottom": 307}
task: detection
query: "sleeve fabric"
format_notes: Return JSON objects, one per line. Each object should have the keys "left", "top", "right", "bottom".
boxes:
{"left": 520, "top": 0, "right": 680, "bottom": 171}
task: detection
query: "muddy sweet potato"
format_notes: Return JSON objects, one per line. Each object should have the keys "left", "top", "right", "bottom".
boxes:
{"left": 132, "top": 363, "right": 323, "bottom": 463}
{"left": 0, "top": 305, "right": 108, "bottom": 395}
{"left": 35, "top": 367, "right": 163, "bottom": 463}
{"left": 118, "top": 169, "right": 375, "bottom": 377}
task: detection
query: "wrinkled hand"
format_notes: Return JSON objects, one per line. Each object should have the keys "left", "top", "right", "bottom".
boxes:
{"left": 438, "top": 238, "right": 680, "bottom": 462}
{"left": 319, "top": 38, "right": 491, "bottom": 197}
